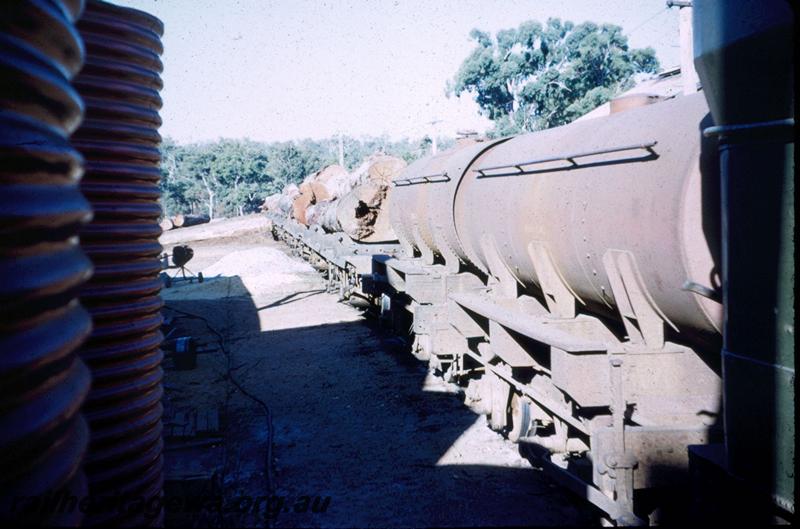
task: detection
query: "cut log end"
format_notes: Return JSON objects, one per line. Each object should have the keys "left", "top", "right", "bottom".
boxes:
{"left": 337, "top": 181, "right": 397, "bottom": 243}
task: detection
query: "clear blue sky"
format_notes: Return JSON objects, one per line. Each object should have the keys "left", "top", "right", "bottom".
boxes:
{"left": 112, "top": 0, "right": 680, "bottom": 144}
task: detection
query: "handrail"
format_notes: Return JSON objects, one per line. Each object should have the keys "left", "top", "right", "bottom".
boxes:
{"left": 473, "top": 141, "right": 658, "bottom": 176}
{"left": 393, "top": 172, "right": 451, "bottom": 186}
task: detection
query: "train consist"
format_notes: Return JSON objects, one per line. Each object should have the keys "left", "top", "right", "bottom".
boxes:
{"left": 272, "top": 82, "right": 720, "bottom": 528}
{"left": 269, "top": 1, "right": 794, "bottom": 524}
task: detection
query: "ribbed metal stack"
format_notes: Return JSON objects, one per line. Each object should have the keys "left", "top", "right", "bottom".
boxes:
{"left": 70, "top": 1, "right": 166, "bottom": 524}
{"left": 0, "top": 0, "right": 93, "bottom": 525}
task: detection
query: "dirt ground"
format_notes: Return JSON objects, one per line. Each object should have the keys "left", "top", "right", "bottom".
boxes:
{"left": 158, "top": 215, "right": 598, "bottom": 527}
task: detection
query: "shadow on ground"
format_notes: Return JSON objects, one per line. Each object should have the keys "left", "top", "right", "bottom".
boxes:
{"left": 159, "top": 263, "right": 598, "bottom": 528}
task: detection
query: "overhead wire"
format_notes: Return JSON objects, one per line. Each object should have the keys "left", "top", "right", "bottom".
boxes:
{"left": 627, "top": 6, "right": 670, "bottom": 36}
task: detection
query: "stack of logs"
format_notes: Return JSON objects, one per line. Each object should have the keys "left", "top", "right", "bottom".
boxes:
{"left": 263, "top": 154, "right": 406, "bottom": 243}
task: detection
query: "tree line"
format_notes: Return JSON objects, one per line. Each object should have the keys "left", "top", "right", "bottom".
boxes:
{"left": 159, "top": 135, "right": 451, "bottom": 219}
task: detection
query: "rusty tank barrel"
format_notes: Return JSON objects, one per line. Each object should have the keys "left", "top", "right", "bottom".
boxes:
{"left": 456, "top": 93, "right": 721, "bottom": 336}
{"left": 1, "top": 0, "right": 93, "bottom": 524}
{"left": 391, "top": 93, "right": 722, "bottom": 337}
{"left": 390, "top": 138, "right": 509, "bottom": 269}
{"left": 71, "top": 1, "right": 166, "bottom": 524}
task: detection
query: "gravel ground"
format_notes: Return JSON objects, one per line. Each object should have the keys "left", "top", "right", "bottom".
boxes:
{"left": 159, "top": 219, "right": 598, "bottom": 527}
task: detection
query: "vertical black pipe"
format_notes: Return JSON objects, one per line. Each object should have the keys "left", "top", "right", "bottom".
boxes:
{"left": 693, "top": 0, "right": 794, "bottom": 520}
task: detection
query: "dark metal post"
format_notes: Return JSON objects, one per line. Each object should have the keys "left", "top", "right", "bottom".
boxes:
{"left": 693, "top": 0, "right": 794, "bottom": 519}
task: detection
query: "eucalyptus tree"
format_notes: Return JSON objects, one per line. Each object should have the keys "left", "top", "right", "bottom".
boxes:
{"left": 450, "top": 18, "right": 659, "bottom": 133}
